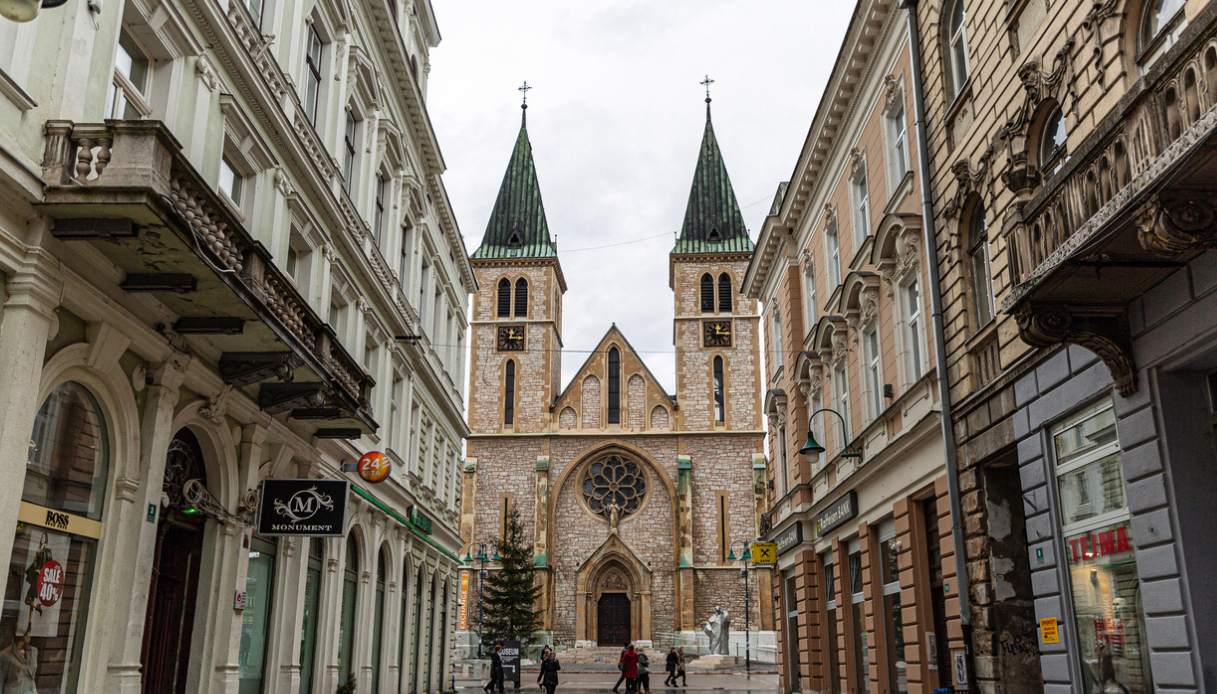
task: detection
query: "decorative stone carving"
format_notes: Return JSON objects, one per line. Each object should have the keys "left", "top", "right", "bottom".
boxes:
{"left": 860, "top": 286, "right": 880, "bottom": 326}
{"left": 582, "top": 454, "right": 647, "bottom": 521}
{"left": 196, "top": 55, "right": 220, "bottom": 92}
{"left": 1081, "top": 0, "right": 1118, "bottom": 88}
{"left": 882, "top": 74, "right": 903, "bottom": 117}
{"left": 943, "top": 153, "right": 992, "bottom": 219}
{"left": 1135, "top": 194, "right": 1217, "bottom": 255}
{"left": 999, "top": 41, "right": 1076, "bottom": 195}
{"left": 1015, "top": 303, "right": 1136, "bottom": 394}
{"left": 848, "top": 148, "right": 866, "bottom": 182}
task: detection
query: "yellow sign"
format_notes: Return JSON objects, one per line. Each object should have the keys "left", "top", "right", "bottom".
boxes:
{"left": 458, "top": 571, "right": 471, "bottom": 630}
{"left": 18, "top": 502, "right": 103, "bottom": 540}
{"left": 750, "top": 542, "right": 777, "bottom": 566}
{"left": 1040, "top": 617, "right": 1060, "bottom": 644}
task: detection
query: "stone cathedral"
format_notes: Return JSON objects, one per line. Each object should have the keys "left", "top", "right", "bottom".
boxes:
{"left": 459, "top": 99, "right": 773, "bottom": 648}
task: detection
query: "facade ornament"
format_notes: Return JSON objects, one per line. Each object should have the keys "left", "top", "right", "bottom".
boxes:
{"left": 199, "top": 385, "right": 233, "bottom": 424}
{"left": 274, "top": 166, "right": 294, "bottom": 197}
{"left": 1135, "top": 194, "right": 1217, "bottom": 255}
{"left": 943, "top": 153, "right": 991, "bottom": 218}
{"left": 195, "top": 55, "right": 220, "bottom": 92}
{"left": 860, "top": 286, "right": 880, "bottom": 326}
{"left": 1081, "top": 0, "right": 1119, "bottom": 88}
{"left": 882, "top": 74, "right": 903, "bottom": 117}
{"left": 848, "top": 147, "right": 866, "bottom": 182}
{"left": 799, "top": 248, "right": 814, "bottom": 271}
{"left": 1015, "top": 303, "right": 1136, "bottom": 395}
{"left": 999, "top": 41, "right": 1076, "bottom": 195}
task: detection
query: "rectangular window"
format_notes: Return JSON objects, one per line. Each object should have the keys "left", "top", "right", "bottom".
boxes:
{"left": 902, "top": 279, "right": 923, "bottom": 383}
{"left": 499, "top": 495, "right": 513, "bottom": 543}
{"left": 847, "top": 544, "right": 867, "bottom": 691}
{"left": 803, "top": 265, "right": 817, "bottom": 330}
{"left": 827, "top": 228, "right": 841, "bottom": 287}
{"left": 864, "top": 327, "right": 882, "bottom": 420}
{"left": 772, "top": 310, "right": 784, "bottom": 372}
{"left": 822, "top": 552, "right": 841, "bottom": 694}
{"left": 303, "top": 24, "right": 323, "bottom": 125}
{"left": 286, "top": 229, "right": 312, "bottom": 292}
{"left": 717, "top": 491, "right": 730, "bottom": 563}
{"left": 878, "top": 523, "right": 908, "bottom": 694}
{"left": 374, "top": 174, "right": 388, "bottom": 246}
{"left": 399, "top": 224, "right": 413, "bottom": 286}
{"left": 852, "top": 171, "right": 870, "bottom": 246}
{"left": 886, "top": 102, "right": 909, "bottom": 185}
{"left": 834, "top": 362, "right": 850, "bottom": 448}
{"left": 810, "top": 391, "right": 825, "bottom": 464}
{"left": 776, "top": 423, "right": 788, "bottom": 495}
{"left": 245, "top": 0, "right": 265, "bottom": 28}
{"left": 783, "top": 571, "right": 803, "bottom": 691}
{"left": 106, "top": 31, "right": 150, "bottom": 119}
{"left": 1052, "top": 401, "right": 1152, "bottom": 694}
{"left": 342, "top": 111, "right": 358, "bottom": 192}
{"left": 218, "top": 155, "right": 244, "bottom": 206}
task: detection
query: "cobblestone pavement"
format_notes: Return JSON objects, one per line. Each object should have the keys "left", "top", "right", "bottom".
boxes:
{"left": 457, "top": 671, "right": 781, "bottom": 692}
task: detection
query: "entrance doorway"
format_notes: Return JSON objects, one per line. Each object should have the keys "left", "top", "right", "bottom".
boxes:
{"left": 141, "top": 429, "right": 209, "bottom": 694}
{"left": 597, "top": 593, "right": 631, "bottom": 646}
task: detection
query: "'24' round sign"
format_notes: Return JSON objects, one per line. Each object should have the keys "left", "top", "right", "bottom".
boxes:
{"left": 36, "top": 559, "right": 64, "bottom": 606}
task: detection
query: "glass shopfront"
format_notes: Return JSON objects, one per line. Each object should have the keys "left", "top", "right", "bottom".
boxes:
{"left": 238, "top": 536, "right": 277, "bottom": 693}
{"left": 298, "top": 540, "right": 323, "bottom": 694}
{"left": 1, "top": 382, "right": 108, "bottom": 693}
{"left": 1052, "top": 402, "right": 1152, "bottom": 694}
{"left": 847, "top": 542, "right": 866, "bottom": 691}
{"left": 877, "top": 521, "right": 907, "bottom": 694}
{"left": 821, "top": 553, "right": 840, "bottom": 694}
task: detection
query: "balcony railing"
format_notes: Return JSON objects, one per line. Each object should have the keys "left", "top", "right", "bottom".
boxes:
{"left": 41, "top": 119, "right": 376, "bottom": 433}
{"left": 1004, "top": 8, "right": 1217, "bottom": 304}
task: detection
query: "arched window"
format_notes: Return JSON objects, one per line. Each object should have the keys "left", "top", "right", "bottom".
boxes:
{"left": 968, "top": 203, "right": 995, "bottom": 327}
{"left": 607, "top": 347, "right": 621, "bottom": 424}
{"left": 946, "top": 0, "right": 971, "bottom": 99}
{"left": 337, "top": 536, "right": 359, "bottom": 686}
{"left": 717, "top": 273, "right": 733, "bottom": 312}
{"left": 713, "top": 356, "right": 726, "bottom": 423}
{"left": 504, "top": 360, "right": 516, "bottom": 426}
{"left": 496, "top": 278, "right": 511, "bottom": 317}
{"left": 514, "top": 278, "right": 528, "bottom": 317}
{"left": 1038, "top": 104, "right": 1068, "bottom": 176}
{"left": 700, "top": 273, "right": 715, "bottom": 312}
{"left": 1140, "top": 0, "right": 1187, "bottom": 67}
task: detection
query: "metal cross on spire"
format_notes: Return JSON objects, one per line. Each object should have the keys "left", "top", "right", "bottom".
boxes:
{"left": 700, "top": 74, "right": 715, "bottom": 103}
{"left": 518, "top": 80, "right": 532, "bottom": 126}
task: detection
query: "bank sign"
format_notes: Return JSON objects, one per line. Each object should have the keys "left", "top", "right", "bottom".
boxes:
{"left": 814, "top": 491, "right": 857, "bottom": 538}
{"left": 256, "top": 480, "right": 350, "bottom": 536}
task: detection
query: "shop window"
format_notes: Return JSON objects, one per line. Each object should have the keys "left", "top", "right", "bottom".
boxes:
{"left": 298, "top": 540, "right": 323, "bottom": 694}
{"left": 1051, "top": 401, "right": 1152, "bottom": 694}
{"left": 337, "top": 537, "right": 359, "bottom": 689}
{"left": 412, "top": 570, "right": 425, "bottom": 684}
{"left": 821, "top": 552, "right": 841, "bottom": 694}
{"left": 783, "top": 571, "right": 802, "bottom": 691}
{"left": 847, "top": 544, "right": 867, "bottom": 691}
{"left": 424, "top": 576, "right": 436, "bottom": 687}
{"left": 878, "top": 522, "right": 908, "bottom": 694}
{"left": 2, "top": 382, "right": 109, "bottom": 693}
{"left": 239, "top": 536, "right": 277, "bottom": 693}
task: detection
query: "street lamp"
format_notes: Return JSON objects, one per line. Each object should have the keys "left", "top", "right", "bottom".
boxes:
{"left": 462, "top": 540, "right": 500, "bottom": 658}
{"left": 0, "top": 0, "right": 69, "bottom": 23}
{"left": 726, "top": 540, "right": 753, "bottom": 678}
{"left": 799, "top": 408, "right": 863, "bottom": 458}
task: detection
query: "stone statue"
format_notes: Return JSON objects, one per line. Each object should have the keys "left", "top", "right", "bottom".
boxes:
{"left": 607, "top": 500, "right": 621, "bottom": 533}
{"left": 703, "top": 606, "right": 732, "bottom": 655}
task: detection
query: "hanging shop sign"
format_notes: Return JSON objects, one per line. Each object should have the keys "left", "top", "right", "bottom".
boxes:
{"left": 256, "top": 479, "right": 350, "bottom": 536}
{"left": 356, "top": 450, "right": 391, "bottom": 484}
{"left": 814, "top": 491, "right": 857, "bottom": 538}
{"left": 409, "top": 506, "right": 433, "bottom": 535}
{"left": 750, "top": 541, "right": 778, "bottom": 565}
{"left": 774, "top": 521, "right": 804, "bottom": 556}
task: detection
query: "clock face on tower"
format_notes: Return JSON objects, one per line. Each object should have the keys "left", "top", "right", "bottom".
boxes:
{"left": 497, "top": 325, "right": 525, "bottom": 351}
{"left": 703, "top": 320, "right": 732, "bottom": 348}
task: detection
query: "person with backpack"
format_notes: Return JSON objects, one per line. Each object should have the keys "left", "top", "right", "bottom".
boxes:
{"left": 675, "top": 647, "right": 687, "bottom": 687}
{"left": 664, "top": 647, "right": 678, "bottom": 687}
{"left": 636, "top": 647, "right": 651, "bottom": 694}
{"left": 620, "top": 643, "right": 639, "bottom": 694}
{"left": 611, "top": 642, "right": 630, "bottom": 693}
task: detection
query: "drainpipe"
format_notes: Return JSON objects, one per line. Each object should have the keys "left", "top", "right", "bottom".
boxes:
{"left": 899, "top": 1, "right": 976, "bottom": 690}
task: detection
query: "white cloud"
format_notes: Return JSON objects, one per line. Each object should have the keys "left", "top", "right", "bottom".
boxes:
{"left": 429, "top": 0, "right": 854, "bottom": 392}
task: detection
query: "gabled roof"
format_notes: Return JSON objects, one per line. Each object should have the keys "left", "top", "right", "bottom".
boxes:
{"left": 554, "top": 324, "right": 676, "bottom": 409}
{"left": 472, "top": 109, "right": 558, "bottom": 260}
{"left": 672, "top": 101, "right": 754, "bottom": 255}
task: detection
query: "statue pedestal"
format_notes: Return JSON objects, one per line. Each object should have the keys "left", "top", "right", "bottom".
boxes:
{"left": 685, "top": 654, "right": 740, "bottom": 671}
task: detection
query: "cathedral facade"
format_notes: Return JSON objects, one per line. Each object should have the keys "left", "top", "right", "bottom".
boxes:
{"left": 459, "top": 101, "right": 773, "bottom": 648}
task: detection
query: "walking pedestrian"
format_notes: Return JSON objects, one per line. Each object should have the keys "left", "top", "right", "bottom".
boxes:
{"left": 664, "top": 647, "right": 678, "bottom": 687}
{"left": 536, "top": 647, "right": 561, "bottom": 694}
{"left": 636, "top": 647, "right": 651, "bottom": 694}
{"left": 675, "top": 647, "right": 687, "bottom": 687}
{"left": 611, "top": 642, "right": 629, "bottom": 693}
{"left": 485, "top": 642, "right": 504, "bottom": 694}
{"left": 621, "top": 643, "right": 639, "bottom": 694}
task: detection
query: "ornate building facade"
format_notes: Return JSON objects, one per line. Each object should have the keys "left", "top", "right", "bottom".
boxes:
{"left": 460, "top": 101, "right": 773, "bottom": 649}
{"left": 0, "top": 1, "right": 471, "bottom": 692}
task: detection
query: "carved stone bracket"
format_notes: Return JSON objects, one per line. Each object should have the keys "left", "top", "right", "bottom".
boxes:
{"left": 1135, "top": 193, "right": 1217, "bottom": 255}
{"left": 943, "top": 152, "right": 992, "bottom": 219}
{"left": 999, "top": 40, "right": 1076, "bottom": 195}
{"left": 1015, "top": 303, "right": 1136, "bottom": 394}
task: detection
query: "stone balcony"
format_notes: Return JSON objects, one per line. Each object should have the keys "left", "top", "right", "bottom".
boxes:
{"left": 1002, "top": 5, "right": 1217, "bottom": 395}
{"left": 39, "top": 119, "right": 377, "bottom": 436}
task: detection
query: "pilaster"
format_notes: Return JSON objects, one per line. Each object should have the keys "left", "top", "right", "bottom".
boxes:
{"left": 676, "top": 455, "right": 695, "bottom": 630}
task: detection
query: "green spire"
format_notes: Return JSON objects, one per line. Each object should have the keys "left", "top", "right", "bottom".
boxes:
{"left": 673, "top": 100, "right": 753, "bottom": 255}
{"left": 472, "top": 107, "right": 557, "bottom": 260}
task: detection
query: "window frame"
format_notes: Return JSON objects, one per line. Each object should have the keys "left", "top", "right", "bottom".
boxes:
{"left": 504, "top": 360, "right": 516, "bottom": 427}
{"left": 864, "top": 325, "right": 882, "bottom": 420}
{"left": 885, "top": 100, "right": 910, "bottom": 187}
{"left": 851, "top": 166, "right": 871, "bottom": 247}
{"left": 1037, "top": 105, "right": 1069, "bottom": 178}
{"left": 803, "top": 263, "right": 817, "bottom": 330}
{"left": 901, "top": 277, "right": 924, "bottom": 384}
{"left": 771, "top": 309, "right": 784, "bottom": 373}
{"left": 946, "top": 0, "right": 971, "bottom": 100}
{"left": 713, "top": 355, "right": 726, "bottom": 424}
{"left": 303, "top": 23, "right": 324, "bottom": 126}
{"left": 1139, "top": 0, "right": 1187, "bottom": 68}
{"left": 967, "top": 203, "right": 995, "bottom": 328}
{"left": 342, "top": 109, "right": 359, "bottom": 193}
{"left": 607, "top": 347, "right": 621, "bottom": 425}
{"left": 374, "top": 173, "right": 389, "bottom": 247}
{"left": 717, "top": 272, "right": 733, "bottom": 312}
{"left": 107, "top": 31, "right": 152, "bottom": 119}
{"left": 514, "top": 278, "right": 528, "bottom": 318}
{"left": 827, "top": 225, "right": 842, "bottom": 288}
{"left": 834, "top": 361, "right": 851, "bottom": 446}
{"left": 700, "top": 273, "right": 715, "bottom": 313}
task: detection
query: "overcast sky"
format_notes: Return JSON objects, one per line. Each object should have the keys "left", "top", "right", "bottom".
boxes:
{"left": 428, "top": 1, "right": 854, "bottom": 393}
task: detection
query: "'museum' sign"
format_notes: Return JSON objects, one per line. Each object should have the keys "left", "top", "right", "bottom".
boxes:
{"left": 256, "top": 479, "right": 349, "bottom": 536}
{"left": 814, "top": 491, "right": 857, "bottom": 538}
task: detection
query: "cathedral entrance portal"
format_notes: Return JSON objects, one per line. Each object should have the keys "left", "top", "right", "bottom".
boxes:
{"left": 597, "top": 593, "right": 631, "bottom": 646}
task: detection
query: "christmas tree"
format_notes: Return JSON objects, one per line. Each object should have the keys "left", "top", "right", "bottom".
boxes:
{"left": 481, "top": 506, "right": 541, "bottom": 645}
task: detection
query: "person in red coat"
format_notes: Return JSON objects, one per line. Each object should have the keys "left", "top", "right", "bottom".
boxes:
{"left": 620, "top": 644, "right": 639, "bottom": 694}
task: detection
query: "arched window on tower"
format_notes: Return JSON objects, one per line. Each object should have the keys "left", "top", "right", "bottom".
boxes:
{"left": 713, "top": 356, "right": 726, "bottom": 424}
{"left": 504, "top": 361, "right": 516, "bottom": 426}
{"left": 700, "top": 273, "right": 715, "bottom": 313}
{"left": 607, "top": 347, "right": 621, "bottom": 424}
{"left": 497, "top": 279, "right": 511, "bottom": 317}
{"left": 717, "top": 273, "right": 733, "bottom": 312}
{"left": 514, "top": 278, "right": 528, "bottom": 317}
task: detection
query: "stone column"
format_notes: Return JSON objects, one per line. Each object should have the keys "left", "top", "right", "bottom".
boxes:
{"left": 105, "top": 355, "right": 188, "bottom": 694}
{"left": 268, "top": 537, "right": 306, "bottom": 694}
{"left": 675, "top": 456, "right": 696, "bottom": 630}
{"left": 0, "top": 266, "right": 59, "bottom": 568}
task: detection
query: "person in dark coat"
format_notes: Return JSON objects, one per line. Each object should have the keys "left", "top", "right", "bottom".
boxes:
{"left": 485, "top": 642, "right": 504, "bottom": 694}
{"left": 611, "top": 642, "right": 630, "bottom": 693}
{"left": 636, "top": 647, "right": 651, "bottom": 694}
{"left": 664, "top": 647, "right": 678, "bottom": 687}
{"left": 536, "top": 648, "right": 561, "bottom": 694}
{"left": 621, "top": 644, "right": 639, "bottom": 694}
{"left": 675, "top": 647, "right": 687, "bottom": 687}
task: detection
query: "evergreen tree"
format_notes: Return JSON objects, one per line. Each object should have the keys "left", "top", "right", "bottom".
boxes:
{"left": 481, "top": 506, "right": 541, "bottom": 644}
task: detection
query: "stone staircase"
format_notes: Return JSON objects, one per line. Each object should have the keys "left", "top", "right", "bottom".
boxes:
{"left": 556, "top": 646, "right": 623, "bottom": 665}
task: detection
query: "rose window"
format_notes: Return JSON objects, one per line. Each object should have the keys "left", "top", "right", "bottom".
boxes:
{"left": 582, "top": 455, "right": 647, "bottom": 519}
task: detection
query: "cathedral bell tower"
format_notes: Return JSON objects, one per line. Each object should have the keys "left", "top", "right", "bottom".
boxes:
{"left": 467, "top": 103, "right": 566, "bottom": 435}
{"left": 670, "top": 92, "right": 762, "bottom": 433}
